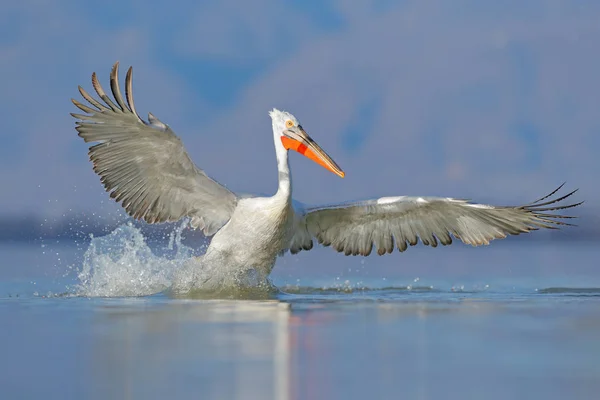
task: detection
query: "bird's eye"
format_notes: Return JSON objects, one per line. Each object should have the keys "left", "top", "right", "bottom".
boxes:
{"left": 285, "top": 120, "right": 294, "bottom": 128}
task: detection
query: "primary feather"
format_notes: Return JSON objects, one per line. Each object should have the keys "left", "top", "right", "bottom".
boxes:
{"left": 289, "top": 184, "right": 581, "bottom": 256}
{"left": 72, "top": 62, "right": 237, "bottom": 236}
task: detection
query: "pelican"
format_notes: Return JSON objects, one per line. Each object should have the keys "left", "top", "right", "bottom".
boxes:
{"left": 71, "top": 62, "right": 582, "bottom": 292}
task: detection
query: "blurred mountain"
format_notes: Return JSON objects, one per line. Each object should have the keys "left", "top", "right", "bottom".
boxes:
{"left": 0, "top": 212, "right": 209, "bottom": 248}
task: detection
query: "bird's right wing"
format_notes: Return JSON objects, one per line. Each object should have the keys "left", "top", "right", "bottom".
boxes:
{"left": 71, "top": 62, "right": 238, "bottom": 235}
{"left": 289, "top": 185, "right": 581, "bottom": 256}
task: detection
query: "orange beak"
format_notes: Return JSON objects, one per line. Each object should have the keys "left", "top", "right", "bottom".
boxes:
{"left": 281, "top": 126, "right": 345, "bottom": 178}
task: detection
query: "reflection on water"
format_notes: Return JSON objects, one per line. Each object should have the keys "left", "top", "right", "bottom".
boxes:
{"left": 2, "top": 238, "right": 600, "bottom": 399}
{"left": 2, "top": 291, "right": 600, "bottom": 399}
{"left": 90, "top": 300, "right": 292, "bottom": 399}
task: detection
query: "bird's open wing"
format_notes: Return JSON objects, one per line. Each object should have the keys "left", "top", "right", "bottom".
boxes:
{"left": 289, "top": 184, "right": 581, "bottom": 256}
{"left": 71, "top": 62, "right": 237, "bottom": 235}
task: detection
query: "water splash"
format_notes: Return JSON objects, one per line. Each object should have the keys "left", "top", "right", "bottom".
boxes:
{"left": 74, "top": 221, "right": 277, "bottom": 298}
{"left": 76, "top": 222, "right": 196, "bottom": 297}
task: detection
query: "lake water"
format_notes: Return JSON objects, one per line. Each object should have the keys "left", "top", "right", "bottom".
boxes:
{"left": 1, "top": 224, "right": 599, "bottom": 399}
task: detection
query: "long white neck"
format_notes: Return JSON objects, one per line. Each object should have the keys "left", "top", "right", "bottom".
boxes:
{"left": 273, "top": 133, "right": 292, "bottom": 199}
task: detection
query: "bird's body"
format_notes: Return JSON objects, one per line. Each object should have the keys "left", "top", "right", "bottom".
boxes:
{"left": 207, "top": 194, "right": 294, "bottom": 280}
{"left": 72, "top": 62, "right": 582, "bottom": 293}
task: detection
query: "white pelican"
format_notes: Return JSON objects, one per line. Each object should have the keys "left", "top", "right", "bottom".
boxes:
{"left": 71, "top": 62, "right": 582, "bottom": 291}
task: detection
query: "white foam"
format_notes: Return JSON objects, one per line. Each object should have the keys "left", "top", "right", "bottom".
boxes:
{"left": 74, "top": 221, "right": 276, "bottom": 298}
{"left": 76, "top": 222, "right": 197, "bottom": 297}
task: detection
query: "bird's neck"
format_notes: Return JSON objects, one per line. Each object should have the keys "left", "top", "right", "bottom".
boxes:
{"left": 274, "top": 137, "right": 292, "bottom": 201}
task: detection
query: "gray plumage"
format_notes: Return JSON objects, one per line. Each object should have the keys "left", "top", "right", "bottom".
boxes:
{"left": 72, "top": 62, "right": 237, "bottom": 236}
{"left": 289, "top": 184, "right": 581, "bottom": 256}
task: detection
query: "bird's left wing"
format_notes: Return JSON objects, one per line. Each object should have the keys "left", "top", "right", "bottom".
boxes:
{"left": 289, "top": 185, "right": 581, "bottom": 256}
{"left": 71, "top": 62, "right": 238, "bottom": 235}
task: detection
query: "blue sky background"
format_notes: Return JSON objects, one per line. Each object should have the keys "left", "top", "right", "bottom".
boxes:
{"left": 1, "top": 0, "right": 598, "bottom": 219}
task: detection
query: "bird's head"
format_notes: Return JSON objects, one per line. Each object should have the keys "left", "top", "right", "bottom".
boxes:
{"left": 269, "top": 108, "right": 345, "bottom": 178}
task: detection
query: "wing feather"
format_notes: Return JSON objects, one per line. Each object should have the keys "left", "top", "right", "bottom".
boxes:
{"left": 72, "top": 62, "right": 238, "bottom": 235}
{"left": 289, "top": 186, "right": 581, "bottom": 256}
